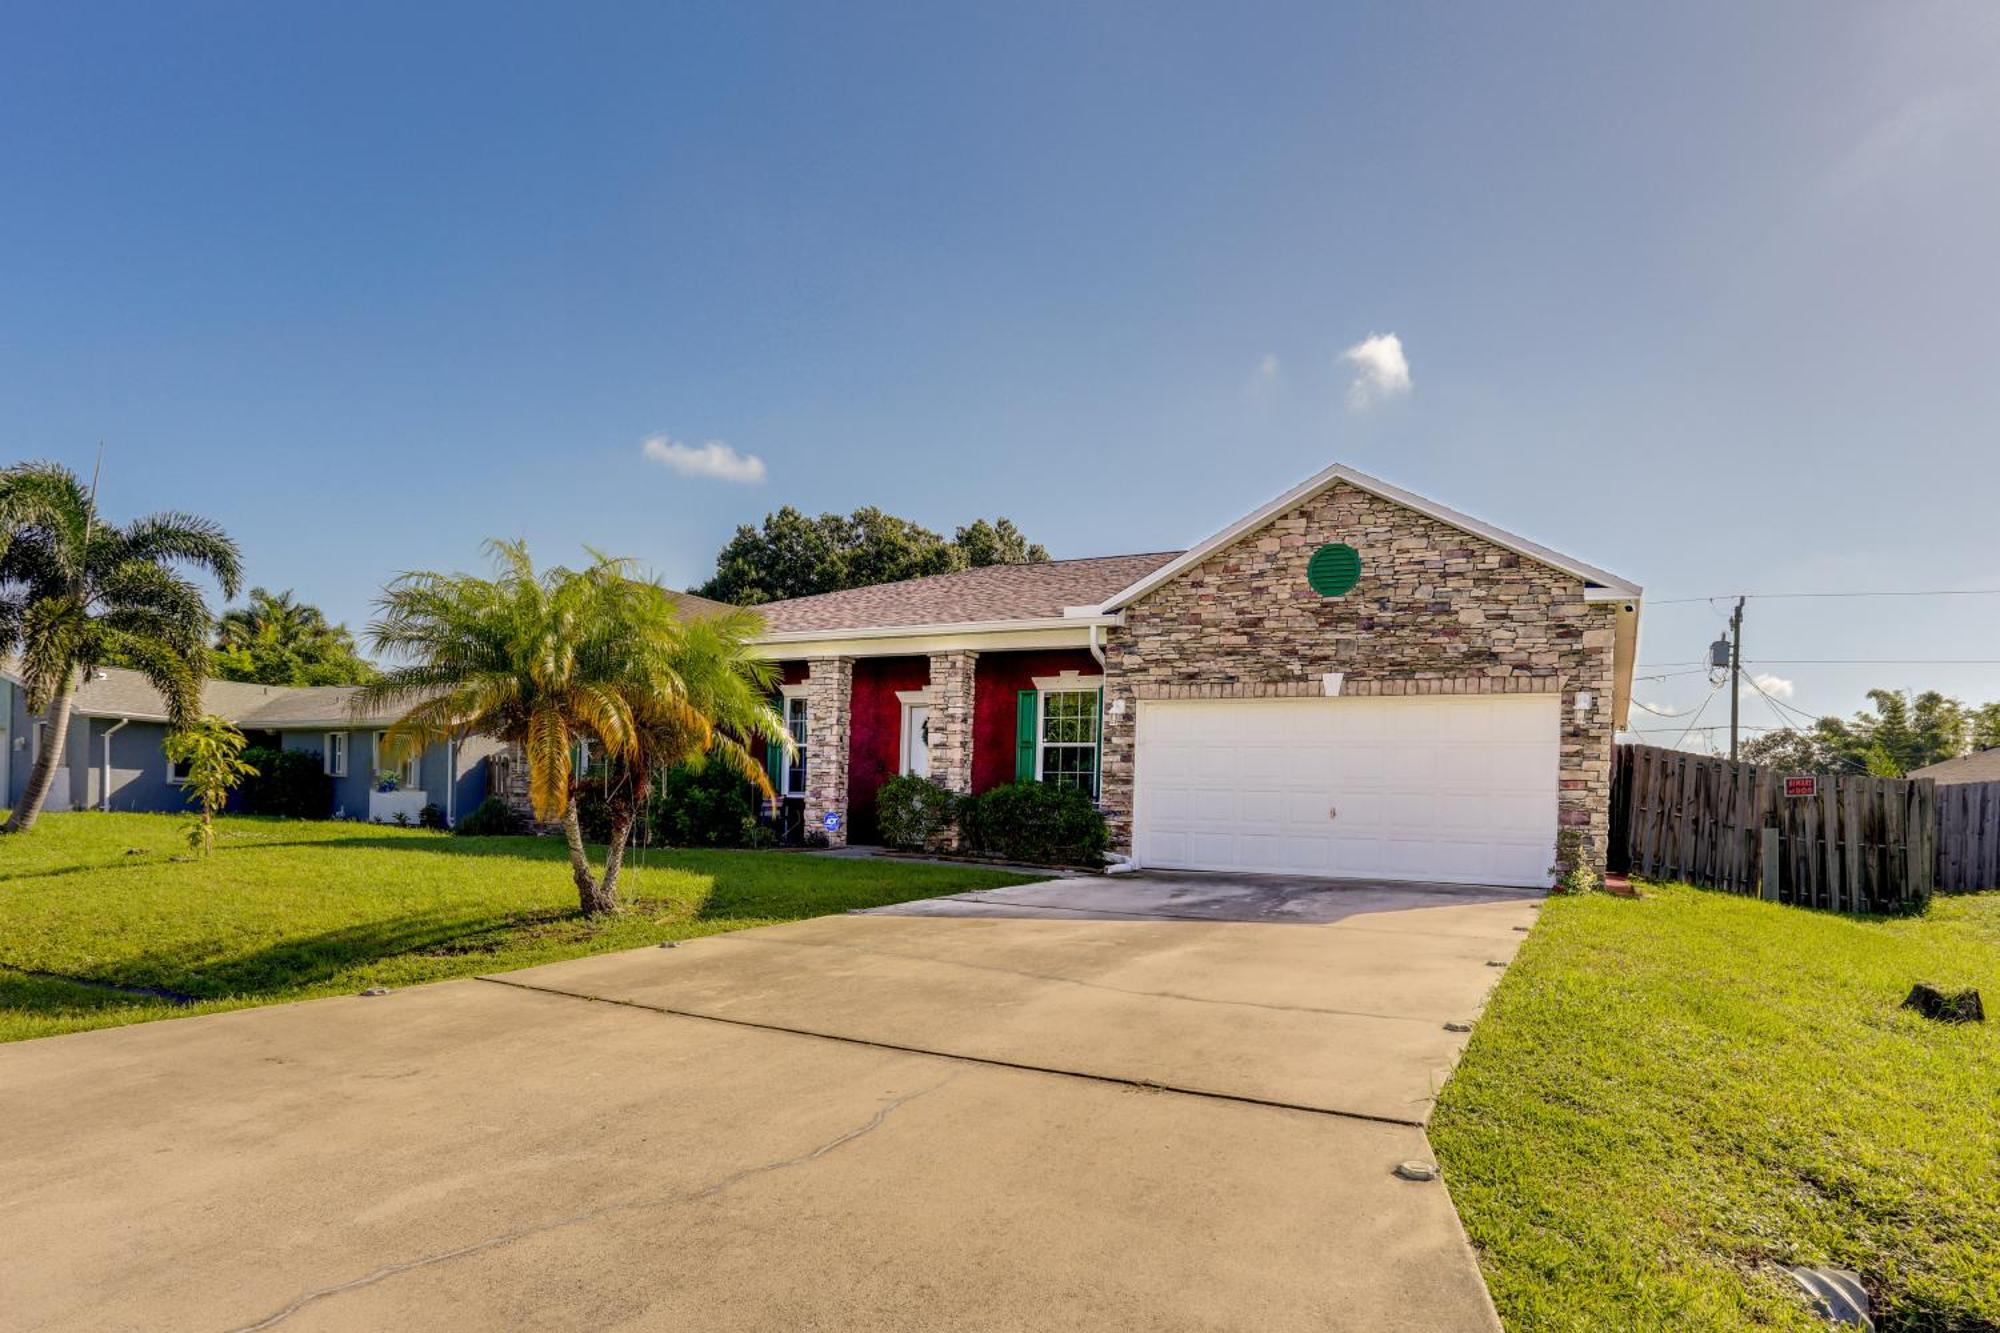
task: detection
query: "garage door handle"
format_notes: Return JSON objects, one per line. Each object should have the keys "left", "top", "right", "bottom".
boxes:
{"left": 1328, "top": 805, "right": 1338, "bottom": 821}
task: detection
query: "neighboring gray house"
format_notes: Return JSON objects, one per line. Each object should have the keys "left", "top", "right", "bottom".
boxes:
{"left": 1, "top": 664, "right": 503, "bottom": 823}
{"left": 1910, "top": 749, "right": 2000, "bottom": 786}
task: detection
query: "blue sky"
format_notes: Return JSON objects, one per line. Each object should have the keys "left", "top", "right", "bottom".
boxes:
{"left": 4, "top": 3, "right": 1998, "bottom": 746}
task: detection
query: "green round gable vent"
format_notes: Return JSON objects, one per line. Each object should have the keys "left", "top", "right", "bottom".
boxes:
{"left": 1307, "top": 542, "right": 1362, "bottom": 597}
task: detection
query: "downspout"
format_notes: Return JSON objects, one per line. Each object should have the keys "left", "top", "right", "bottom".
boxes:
{"left": 100, "top": 717, "right": 129, "bottom": 812}
{"left": 1087, "top": 621, "right": 1106, "bottom": 670}
{"left": 445, "top": 734, "right": 458, "bottom": 828}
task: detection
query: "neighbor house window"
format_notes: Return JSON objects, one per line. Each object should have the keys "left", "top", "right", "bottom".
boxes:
{"left": 32, "top": 720, "right": 49, "bottom": 759}
{"left": 784, "top": 696, "right": 809, "bottom": 796}
{"left": 324, "top": 731, "right": 348, "bottom": 777}
{"left": 373, "top": 731, "right": 422, "bottom": 788}
{"left": 167, "top": 751, "right": 192, "bottom": 784}
{"left": 1037, "top": 688, "right": 1101, "bottom": 796}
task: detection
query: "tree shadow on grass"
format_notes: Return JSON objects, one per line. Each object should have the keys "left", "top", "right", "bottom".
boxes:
{"left": 56, "top": 907, "right": 572, "bottom": 1002}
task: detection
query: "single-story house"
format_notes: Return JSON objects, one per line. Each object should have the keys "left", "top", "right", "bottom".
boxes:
{"left": 1909, "top": 749, "right": 2000, "bottom": 785}
{"left": 0, "top": 666, "right": 503, "bottom": 823}
{"left": 749, "top": 462, "right": 1642, "bottom": 887}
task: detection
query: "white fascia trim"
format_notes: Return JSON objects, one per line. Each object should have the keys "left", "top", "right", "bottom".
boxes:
{"left": 1086, "top": 463, "right": 1643, "bottom": 612}
{"left": 1031, "top": 671, "right": 1104, "bottom": 692}
{"left": 756, "top": 613, "right": 1122, "bottom": 645}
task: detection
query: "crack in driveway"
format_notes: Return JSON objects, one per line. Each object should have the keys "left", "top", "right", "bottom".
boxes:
{"left": 225, "top": 1075, "right": 956, "bottom": 1332}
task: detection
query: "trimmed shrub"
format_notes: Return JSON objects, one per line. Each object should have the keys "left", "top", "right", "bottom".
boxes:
{"left": 960, "top": 781, "right": 1107, "bottom": 866}
{"left": 454, "top": 795, "right": 525, "bottom": 837}
{"left": 648, "top": 761, "right": 758, "bottom": 848}
{"left": 875, "top": 774, "right": 958, "bottom": 851}
{"left": 234, "top": 746, "right": 333, "bottom": 819}
{"left": 572, "top": 762, "right": 762, "bottom": 848}
{"left": 418, "top": 802, "right": 449, "bottom": 831}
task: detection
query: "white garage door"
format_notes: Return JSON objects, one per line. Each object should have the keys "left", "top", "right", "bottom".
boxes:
{"left": 1133, "top": 694, "right": 1559, "bottom": 887}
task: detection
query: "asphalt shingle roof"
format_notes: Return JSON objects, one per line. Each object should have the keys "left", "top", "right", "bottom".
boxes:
{"left": 1910, "top": 750, "right": 2000, "bottom": 785}
{"left": 30, "top": 668, "right": 398, "bottom": 728}
{"left": 752, "top": 552, "right": 1183, "bottom": 634}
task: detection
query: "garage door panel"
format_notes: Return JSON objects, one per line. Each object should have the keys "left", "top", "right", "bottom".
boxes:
{"left": 1135, "top": 696, "right": 1558, "bottom": 888}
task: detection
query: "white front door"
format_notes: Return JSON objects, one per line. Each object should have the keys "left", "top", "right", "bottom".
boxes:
{"left": 902, "top": 705, "right": 931, "bottom": 778}
{"left": 1133, "top": 694, "right": 1560, "bottom": 887}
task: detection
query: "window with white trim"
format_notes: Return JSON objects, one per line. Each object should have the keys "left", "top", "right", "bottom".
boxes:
{"left": 168, "top": 751, "right": 192, "bottom": 784}
{"left": 1037, "top": 688, "right": 1101, "bottom": 796}
{"left": 32, "top": 720, "right": 50, "bottom": 760}
{"left": 784, "top": 696, "right": 809, "bottom": 797}
{"left": 323, "top": 731, "right": 348, "bottom": 777}
{"left": 373, "top": 731, "right": 423, "bottom": 788}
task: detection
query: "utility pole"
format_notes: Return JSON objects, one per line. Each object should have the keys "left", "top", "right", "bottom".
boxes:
{"left": 1728, "top": 596, "right": 1745, "bottom": 761}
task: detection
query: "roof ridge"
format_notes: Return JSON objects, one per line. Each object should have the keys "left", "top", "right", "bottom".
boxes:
{"left": 758, "top": 550, "right": 1185, "bottom": 609}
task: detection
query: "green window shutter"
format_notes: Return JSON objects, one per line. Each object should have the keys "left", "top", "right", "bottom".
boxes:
{"left": 764, "top": 737, "right": 784, "bottom": 795}
{"left": 1015, "top": 689, "right": 1039, "bottom": 782}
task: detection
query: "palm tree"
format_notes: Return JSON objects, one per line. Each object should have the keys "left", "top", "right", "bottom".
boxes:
{"left": 217, "top": 587, "right": 330, "bottom": 651}
{"left": 593, "top": 603, "right": 782, "bottom": 903}
{"left": 0, "top": 461, "right": 242, "bottom": 833}
{"left": 213, "top": 586, "right": 375, "bottom": 686}
{"left": 357, "top": 541, "right": 777, "bottom": 915}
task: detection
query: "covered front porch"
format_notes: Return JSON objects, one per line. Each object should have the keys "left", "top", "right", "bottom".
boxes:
{"left": 763, "top": 648, "right": 1104, "bottom": 846}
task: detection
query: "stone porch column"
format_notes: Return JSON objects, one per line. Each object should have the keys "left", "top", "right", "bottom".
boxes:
{"left": 804, "top": 656, "right": 853, "bottom": 847}
{"left": 926, "top": 652, "right": 978, "bottom": 848}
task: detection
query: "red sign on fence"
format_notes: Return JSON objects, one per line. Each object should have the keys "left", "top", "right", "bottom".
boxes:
{"left": 1784, "top": 775, "right": 1818, "bottom": 798}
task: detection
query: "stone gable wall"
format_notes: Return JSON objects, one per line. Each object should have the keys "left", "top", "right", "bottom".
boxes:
{"left": 1100, "top": 480, "right": 1618, "bottom": 872}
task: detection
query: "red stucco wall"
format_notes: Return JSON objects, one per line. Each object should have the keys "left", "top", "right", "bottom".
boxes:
{"left": 971, "top": 649, "right": 1100, "bottom": 794}
{"left": 846, "top": 655, "right": 931, "bottom": 843}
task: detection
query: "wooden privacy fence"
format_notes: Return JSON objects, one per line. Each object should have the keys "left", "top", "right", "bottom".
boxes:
{"left": 1937, "top": 780, "right": 2000, "bottom": 894}
{"left": 1610, "top": 744, "right": 1939, "bottom": 912}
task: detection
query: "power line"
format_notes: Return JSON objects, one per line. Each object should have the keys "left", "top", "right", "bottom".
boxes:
{"left": 1640, "top": 659, "right": 2000, "bottom": 668}
{"left": 1648, "top": 588, "right": 2000, "bottom": 605}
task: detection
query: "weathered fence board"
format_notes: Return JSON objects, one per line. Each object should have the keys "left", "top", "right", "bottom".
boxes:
{"left": 1937, "top": 779, "right": 2000, "bottom": 892}
{"left": 1609, "top": 744, "right": 1940, "bottom": 912}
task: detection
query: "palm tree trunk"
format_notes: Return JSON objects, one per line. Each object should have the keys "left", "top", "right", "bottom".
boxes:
{"left": 596, "top": 809, "right": 637, "bottom": 912}
{"left": 561, "top": 801, "right": 615, "bottom": 916}
{"left": 3, "top": 676, "right": 77, "bottom": 834}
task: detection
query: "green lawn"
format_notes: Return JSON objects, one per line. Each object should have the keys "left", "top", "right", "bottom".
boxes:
{"left": 0, "top": 811, "right": 1032, "bottom": 1044}
{"left": 1432, "top": 883, "right": 2000, "bottom": 1333}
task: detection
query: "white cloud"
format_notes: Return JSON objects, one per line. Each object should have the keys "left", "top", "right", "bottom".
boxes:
{"left": 1742, "top": 673, "right": 1795, "bottom": 702}
{"left": 1341, "top": 333, "right": 1412, "bottom": 409}
{"left": 642, "top": 435, "right": 766, "bottom": 484}
{"left": 1633, "top": 699, "right": 1682, "bottom": 718}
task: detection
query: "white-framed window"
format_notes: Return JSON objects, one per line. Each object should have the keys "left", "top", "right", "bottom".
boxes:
{"left": 323, "top": 731, "right": 348, "bottom": 777}
{"left": 372, "top": 731, "right": 423, "bottom": 789}
{"left": 32, "top": 719, "right": 50, "bottom": 760}
{"left": 784, "top": 695, "right": 809, "bottom": 797}
{"left": 167, "top": 752, "right": 192, "bottom": 785}
{"left": 1036, "top": 688, "right": 1101, "bottom": 796}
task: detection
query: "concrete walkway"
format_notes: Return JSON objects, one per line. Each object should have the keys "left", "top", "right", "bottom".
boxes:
{"left": 0, "top": 872, "right": 1536, "bottom": 1332}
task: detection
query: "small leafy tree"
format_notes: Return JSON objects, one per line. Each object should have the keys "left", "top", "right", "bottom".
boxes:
{"left": 164, "top": 715, "right": 257, "bottom": 855}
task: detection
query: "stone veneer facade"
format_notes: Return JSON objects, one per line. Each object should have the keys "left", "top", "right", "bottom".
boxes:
{"left": 1098, "top": 480, "right": 1618, "bottom": 872}
{"left": 804, "top": 656, "right": 854, "bottom": 847}
{"left": 925, "top": 651, "right": 978, "bottom": 849}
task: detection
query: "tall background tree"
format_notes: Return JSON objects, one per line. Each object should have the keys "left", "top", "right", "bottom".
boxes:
{"left": 0, "top": 460, "right": 241, "bottom": 832}
{"left": 213, "top": 587, "right": 376, "bottom": 686}
{"left": 695, "top": 506, "right": 1049, "bottom": 606}
{"left": 1740, "top": 687, "right": 1983, "bottom": 776}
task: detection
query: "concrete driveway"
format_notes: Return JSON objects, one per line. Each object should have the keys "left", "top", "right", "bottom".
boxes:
{"left": 0, "top": 871, "right": 1537, "bottom": 1332}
